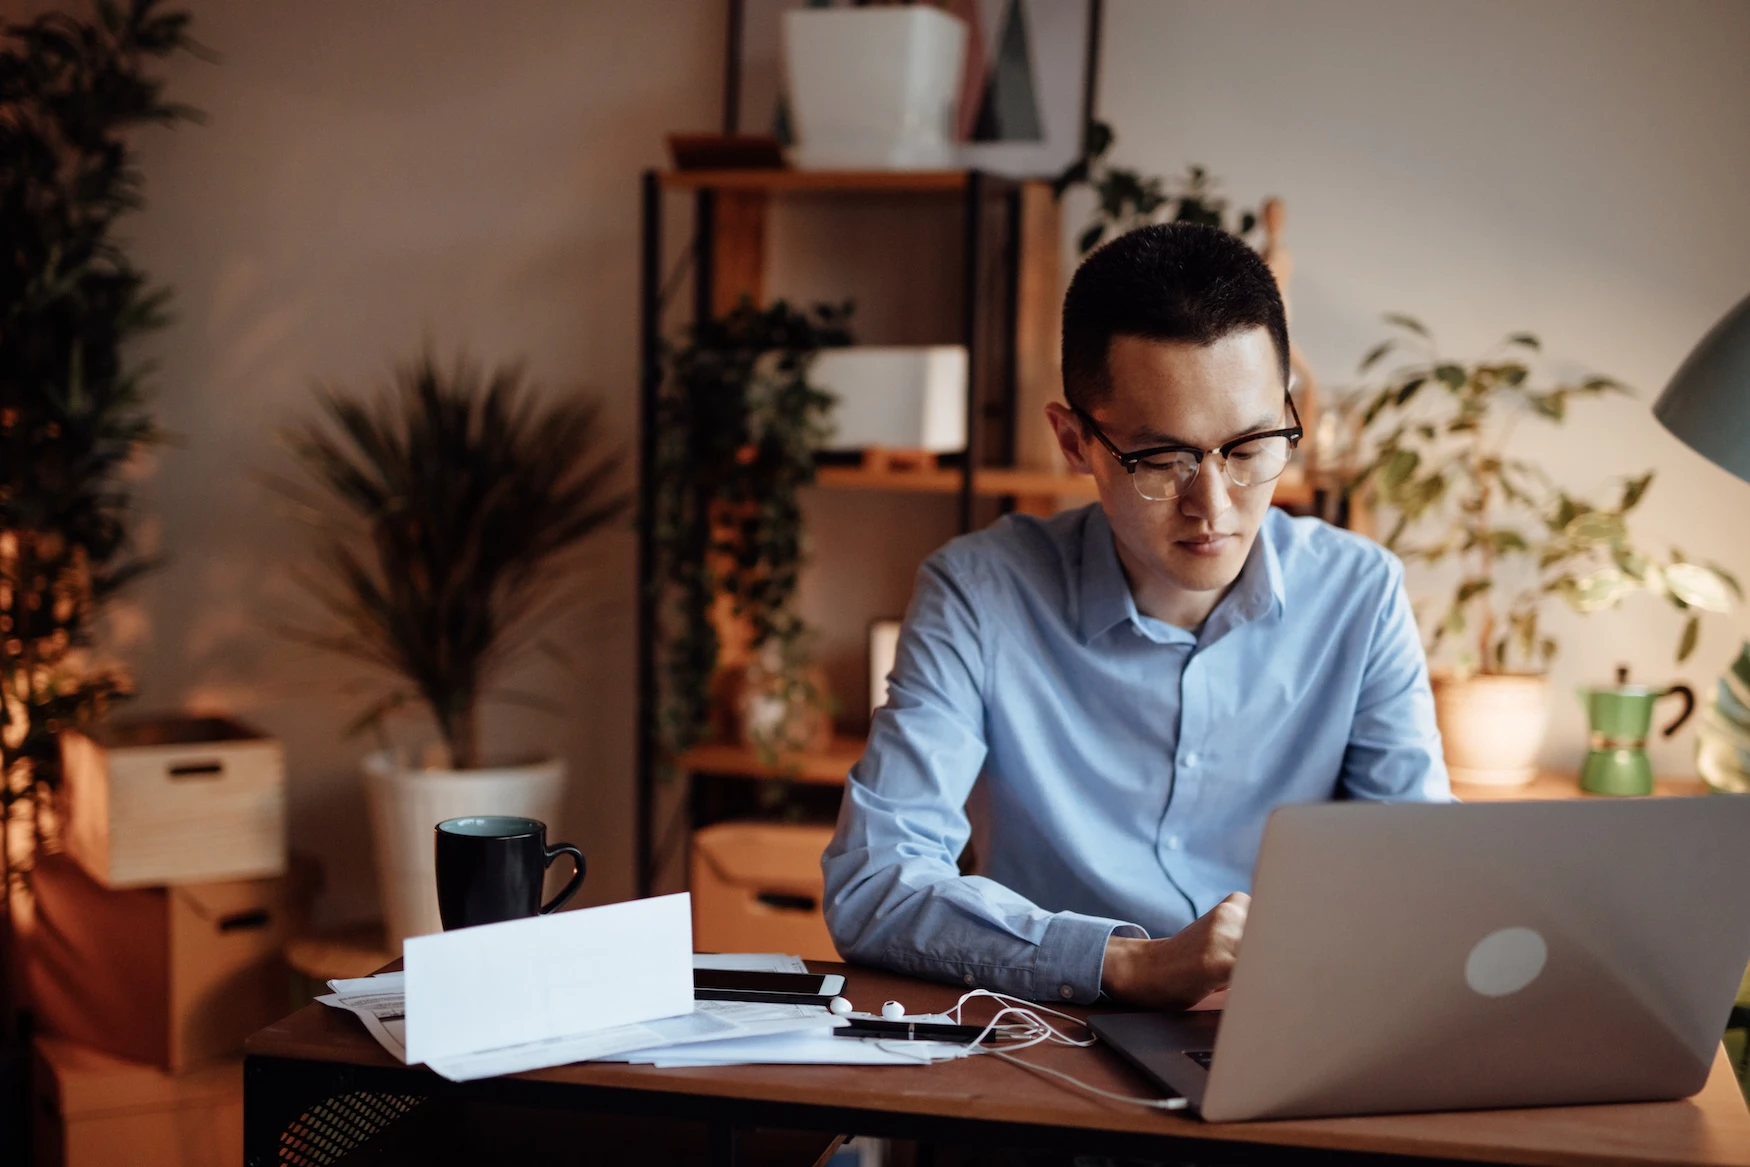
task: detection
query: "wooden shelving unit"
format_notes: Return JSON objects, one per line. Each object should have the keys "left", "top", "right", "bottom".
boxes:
{"left": 659, "top": 168, "right": 968, "bottom": 194}
{"left": 676, "top": 736, "right": 863, "bottom": 786}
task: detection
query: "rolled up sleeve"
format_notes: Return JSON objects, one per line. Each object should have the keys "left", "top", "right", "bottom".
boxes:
{"left": 1340, "top": 557, "right": 1453, "bottom": 803}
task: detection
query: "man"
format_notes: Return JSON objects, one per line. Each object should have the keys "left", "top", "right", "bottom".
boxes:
{"left": 821, "top": 223, "right": 1449, "bottom": 1010}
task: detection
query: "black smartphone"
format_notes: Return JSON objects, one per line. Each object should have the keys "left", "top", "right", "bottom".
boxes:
{"left": 692, "top": 969, "right": 846, "bottom": 1002}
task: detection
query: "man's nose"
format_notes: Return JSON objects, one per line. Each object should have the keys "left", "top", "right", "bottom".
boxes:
{"left": 1178, "top": 454, "right": 1234, "bottom": 523}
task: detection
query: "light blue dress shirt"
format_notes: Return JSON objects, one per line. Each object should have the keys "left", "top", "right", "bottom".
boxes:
{"left": 821, "top": 503, "right": 1449, "bottom": 1004}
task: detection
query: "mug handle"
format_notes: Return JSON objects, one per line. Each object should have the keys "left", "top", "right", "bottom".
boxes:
{"left": 539, "top": 843, "right": 587, "bottom": 914}
{"left": 1660, "top": 684, "right": 1696, "bottom": 737}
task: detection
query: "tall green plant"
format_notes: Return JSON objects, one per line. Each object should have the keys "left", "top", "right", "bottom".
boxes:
{"left": 651, "top": 299, "right": 851, "bottom": 765}
{"left": 1352, "top": 315, "right": 1738, "bottom": 673}
{"left": 278, "top": 353, "right": 630, "bottom": 770}
{"left": 0, "top": 0, "right": 197, "bottom": 859}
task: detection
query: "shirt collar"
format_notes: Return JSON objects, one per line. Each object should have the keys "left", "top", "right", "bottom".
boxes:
{"left": 1077, "top": 506, "right": 1287, "bottom": 645}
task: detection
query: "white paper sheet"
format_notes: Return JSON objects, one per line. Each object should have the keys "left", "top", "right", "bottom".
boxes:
{"left": 692, "top": 953, "right": 809, "bottom": 973}
{"left": 319, "top": 968, "right": 838, "bottom": 1081}
{"left": 614, "top": 1027, "right": 974, "bottom": 1067}
{"left": 403, "top": 893, "right": 694, "bottom": 1065}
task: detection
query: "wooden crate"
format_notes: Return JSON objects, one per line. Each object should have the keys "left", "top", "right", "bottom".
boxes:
{"left": 26, "top": 853, "right": 297, "bottom": 1072}
{"left": 691, "top": 822, "right": 839, "bottom": 961}
{"left": 62, "top": 715, "right": 285, "bottom": 888}
{"left": 32, "top": 1035, "right": 241, "bottom": 1167}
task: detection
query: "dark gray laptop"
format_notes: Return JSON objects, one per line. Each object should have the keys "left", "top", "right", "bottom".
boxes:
{"left": 1092, "top": 797, "right": 1750, "bottom": 1122}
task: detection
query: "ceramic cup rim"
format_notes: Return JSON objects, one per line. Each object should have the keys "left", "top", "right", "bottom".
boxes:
{"left": 436, "top": 815, "right": 545, "bottom": 840}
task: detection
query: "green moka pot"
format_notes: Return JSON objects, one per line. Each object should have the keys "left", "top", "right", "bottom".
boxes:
{"left": 1577, "top": 666, "right": 1695, "bottom": 795}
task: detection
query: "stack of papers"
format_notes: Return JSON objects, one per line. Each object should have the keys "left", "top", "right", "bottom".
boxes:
{"left": 314, "top": 894, "right": 972, "bottom": 1079}
{"left": 319, "top": 971, "right": 836, "bottom": 1081}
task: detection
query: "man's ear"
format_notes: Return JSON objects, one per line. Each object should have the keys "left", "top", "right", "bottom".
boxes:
{"left": 1044, "top": 401, "right": 1095, "bottom": 475}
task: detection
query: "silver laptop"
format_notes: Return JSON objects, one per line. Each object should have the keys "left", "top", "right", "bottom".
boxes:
{"left": 1091, "top": 797, "right": 1750, "bottom": 1122}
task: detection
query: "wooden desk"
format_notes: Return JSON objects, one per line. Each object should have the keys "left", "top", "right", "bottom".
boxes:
{"left": 244, "top": 962, "right": 1750, "bottom": 1167}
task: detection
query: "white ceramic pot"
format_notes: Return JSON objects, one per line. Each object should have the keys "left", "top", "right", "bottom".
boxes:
{"left": 1431, "top": 672, "right": 1552, "bottom": 787}
{"left": 783, "top": 6, "right": 967, "bottom": 170}
{"left": 362, "top": 751, "right": 566, "bottom": 947}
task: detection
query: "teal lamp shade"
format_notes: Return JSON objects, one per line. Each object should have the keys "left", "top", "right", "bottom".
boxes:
{"left": 1654, "top": 291, "right": 1750, "bottom": 481}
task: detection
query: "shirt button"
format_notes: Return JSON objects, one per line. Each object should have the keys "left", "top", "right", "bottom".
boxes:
{"left": 963, "top": 972, "right": 976, "bottom": 986}
{"left": 1059, "top": 984, "right": 1075, "bottom": 1000}
{"left": 1166, "top": 835, "right": 1183, "bottom": 851}
{"left": 1183, "top": 753, "right": 1199, "bottom": 768}
{"left": 1130, "top": 625, "right": 1145, "bottom": 638}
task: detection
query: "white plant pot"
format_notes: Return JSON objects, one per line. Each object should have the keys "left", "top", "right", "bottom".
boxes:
{"left": 1431, "top": 673, "right": 1552, "bottom": 787}
{"left": 362, "top": 751, "right": 566, "bottom": 948}
{"left": 784, "top": 7, "right": 967, "bottom": 170}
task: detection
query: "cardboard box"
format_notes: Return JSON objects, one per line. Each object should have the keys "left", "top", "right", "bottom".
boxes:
{"left": 32, "top": 1035, "right": 241, "bottom": 1167}
{"left": 27, "top": 853, "right": 294, "bottom": 1072}
{"left": 691, "top": 822, "right": 839, "bottom": 961}
{"left": 62, "top": 715, "right": 286, "bottom": 888}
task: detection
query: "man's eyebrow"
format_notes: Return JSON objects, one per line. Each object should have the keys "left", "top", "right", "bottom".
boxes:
{"left": 1127, "top": 416, "right": 1281, "bottom": 447}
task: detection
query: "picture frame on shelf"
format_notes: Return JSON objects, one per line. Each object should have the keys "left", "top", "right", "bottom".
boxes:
{"left": 725, "top": 0, "right": 1103, "bottom": 179}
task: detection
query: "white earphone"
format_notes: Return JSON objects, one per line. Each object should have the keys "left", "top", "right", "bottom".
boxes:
{"left": 880, "top": 1000, "right": 906, "bottom": 1020}
{"left": 828, "top": 996, "right": 853, "bottom": 1016}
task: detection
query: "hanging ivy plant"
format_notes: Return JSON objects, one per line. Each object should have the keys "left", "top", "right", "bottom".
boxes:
{"left": 651, "top": 298, "right": 852, "bottom": 768}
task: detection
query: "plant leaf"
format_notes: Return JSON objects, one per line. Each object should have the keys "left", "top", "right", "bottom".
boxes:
{"left": 1678, "top": 615, "right": 1700, "bottom": 663}
{"left": 1383, "top": 312, "right": 1430, "bottom": 338}
{"left": 1358, "top": 339, "right": 1396, "bottom": 374}
{"left": 1506, "top": 332, "right": 1541, "bottom": 351}
{"left": 1665, "top": 562, "right": 1735, "bottom": 613}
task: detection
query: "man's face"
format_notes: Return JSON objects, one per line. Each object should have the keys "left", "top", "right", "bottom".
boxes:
{"left": 1048, "top": 328, "right": 1289, "bottom": 607}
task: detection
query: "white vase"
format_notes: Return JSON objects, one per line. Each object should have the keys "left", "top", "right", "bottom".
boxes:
{"left": 1431, "top": 673, "right": 1552, "bottom": 787}
{"left": 784, "top": 7, "right": 967, "bottom": 170}
{"left": 362, "top": 751, "right": 566, "bottom": 948}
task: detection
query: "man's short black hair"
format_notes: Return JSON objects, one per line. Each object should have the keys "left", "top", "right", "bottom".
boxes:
{"left": 1061, "top": 222, "right": 1290, "bottom": 413}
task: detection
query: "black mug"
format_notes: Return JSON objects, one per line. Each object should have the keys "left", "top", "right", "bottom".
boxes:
{"left": 435, "top": 816, "right": 586, "bottom": 930}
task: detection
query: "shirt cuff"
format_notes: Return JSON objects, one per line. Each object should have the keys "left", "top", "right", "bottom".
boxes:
{"left": 1037, "top": 912, "right": 1147, "bottom": 1004}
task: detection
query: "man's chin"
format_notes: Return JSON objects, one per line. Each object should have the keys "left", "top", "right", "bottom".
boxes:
{"left": 1164, "top": 542, "right": 1248, "bottom": 592}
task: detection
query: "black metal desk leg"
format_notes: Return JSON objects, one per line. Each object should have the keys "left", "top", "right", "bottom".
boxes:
{"left": 709, "top": 1121, "right": 738, "bottom": 1167}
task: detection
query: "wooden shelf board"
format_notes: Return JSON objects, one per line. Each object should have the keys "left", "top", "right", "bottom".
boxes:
{"left": 659, "top": 169, "right": 968, "bottom": 194}
{"left": 678, "top": 736, "right": 864, "bottom": 784}
{"left": 815, "top": 465, "right": 1316, "bottom": 507}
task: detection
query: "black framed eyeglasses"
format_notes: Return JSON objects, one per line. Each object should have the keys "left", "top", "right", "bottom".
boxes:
{"left": 1072, "top": 394, "right": 1303, "bottom": 502}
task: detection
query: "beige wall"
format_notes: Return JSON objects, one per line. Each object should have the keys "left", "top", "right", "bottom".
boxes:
{"left": 94, "top": 0, "right": 1750, "bottom": 924}
{"left": 117, "top": 1, "right": 722, "bottom": 922}
{"left": 1095, "top": 0, "right": 1750, "bottom": 776}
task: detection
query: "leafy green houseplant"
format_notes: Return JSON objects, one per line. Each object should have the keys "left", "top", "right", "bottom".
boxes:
{"left": 1052, "top": 121, "right": 1260, "bottom": 257}
{"left": 279, "top": 352, "right": 628, "bottom": 942}
{"left": 1351, "top": 316, "right": 1738, "bottom": 784}
{"left": 0, "top": 0, "right": 196, "bottom": 1055}
{"left": 650, "top": 299, "right": 851, "bottom": 768}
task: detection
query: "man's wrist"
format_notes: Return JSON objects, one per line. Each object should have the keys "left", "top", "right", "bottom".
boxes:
{"left": 1101, "top": 934, "right": 1145, "bottom": 999}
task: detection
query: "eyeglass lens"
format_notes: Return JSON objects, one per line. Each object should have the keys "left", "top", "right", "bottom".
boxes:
{"left": 1132, "top": 434, "right": 1294, "bottom": 501}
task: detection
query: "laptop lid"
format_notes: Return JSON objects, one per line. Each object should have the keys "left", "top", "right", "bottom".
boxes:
{"left": 1200, "top": 797, "right": 1750, "bottom": 1123}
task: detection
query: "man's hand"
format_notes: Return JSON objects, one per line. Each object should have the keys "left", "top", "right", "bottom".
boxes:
{"left": 1100, "top": 892, "right": 1250, "bottom": 1009}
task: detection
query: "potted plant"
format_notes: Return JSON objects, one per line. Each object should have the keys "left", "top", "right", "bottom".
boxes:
{"left": 1351, "top": 315, "right": 1738, "bottom": 785}
{"left": 279, "top": 352, "right": 628, "bottom": 944}
{"left": 650, "top": 299, "right": 851, "bottom": 775}
{"left": 0, "top": 0, "right": 196, "bottom": 1131}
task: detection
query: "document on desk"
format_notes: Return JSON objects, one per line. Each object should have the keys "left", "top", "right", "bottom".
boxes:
{"left": 402, "top": 892, "right": 694, "bottom": 1066}
{"left": 319, "top": 972, "right": 836, "bottom": 1081}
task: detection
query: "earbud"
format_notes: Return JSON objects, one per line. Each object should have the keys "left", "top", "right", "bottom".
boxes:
{"left": 880, "top": 1000, "right": 906, "bottom": 1020}
{"left": 828, "top": 996, "right": 852, "bottom": 1016}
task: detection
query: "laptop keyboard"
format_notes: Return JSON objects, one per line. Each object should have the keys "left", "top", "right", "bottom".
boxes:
{"left": 1185, "top": 1049, "right": 1215, "bottom": 1070}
